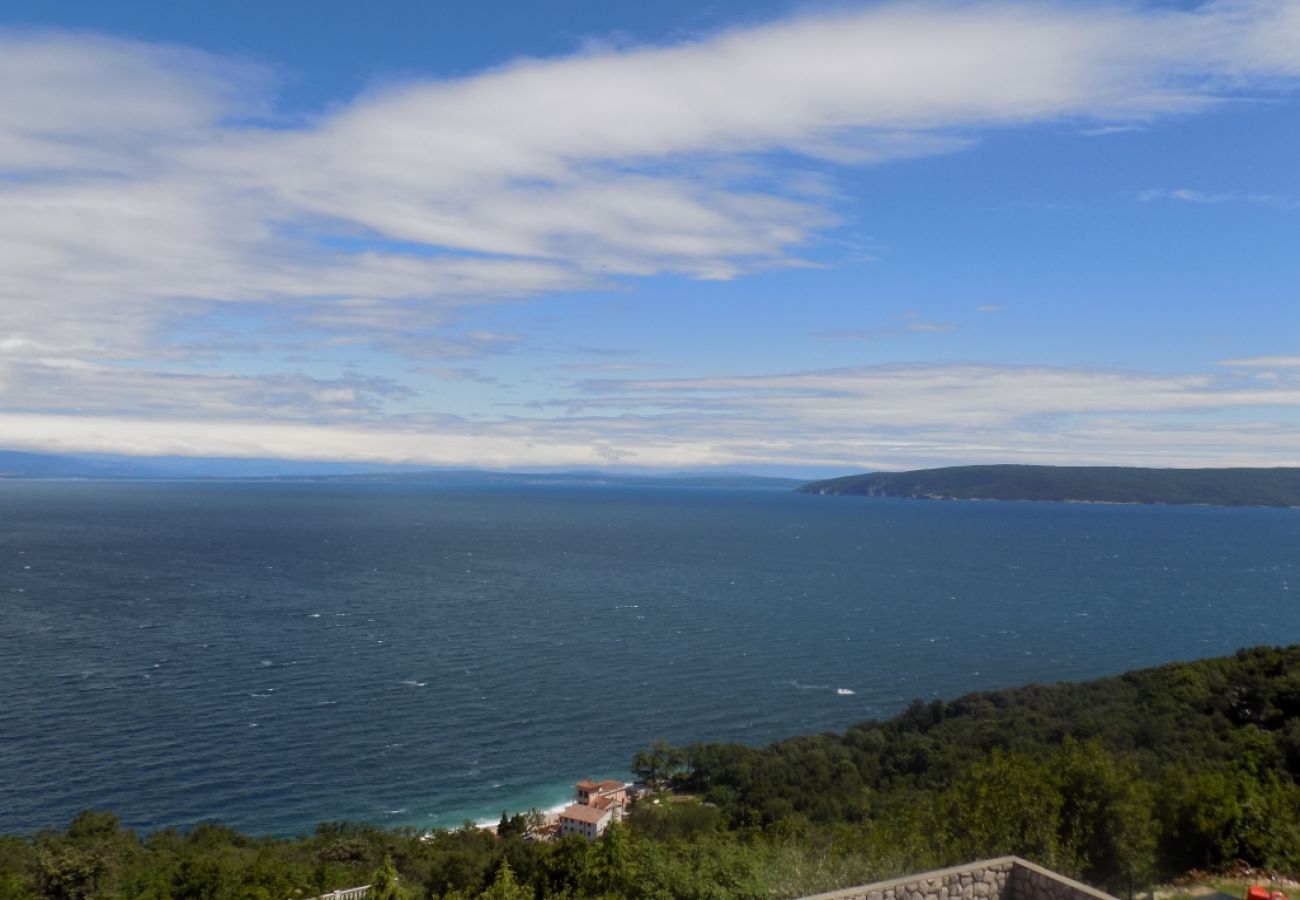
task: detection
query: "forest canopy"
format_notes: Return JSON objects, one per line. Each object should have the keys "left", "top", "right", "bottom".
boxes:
{"left": 3, "top": 646, "right": 1298, "bottom": 899}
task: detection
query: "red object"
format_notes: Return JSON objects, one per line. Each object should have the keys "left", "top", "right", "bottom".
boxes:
{"left": 1247, "top": 887, "right": 1287, "bottom": 900}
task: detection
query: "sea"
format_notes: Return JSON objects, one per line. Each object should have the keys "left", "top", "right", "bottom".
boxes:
{"left": 2, "top": 481, "right": 1297, "bottom": 837}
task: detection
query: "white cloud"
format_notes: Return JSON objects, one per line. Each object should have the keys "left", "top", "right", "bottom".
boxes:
{"left": 905, "top": 321, "right": 957, "bottom": 334}
{"left": 1138, "top": 187, "right": 1298, "bottom": 208}
{"left": 569, "top": 364, "right": 1300, "bottom": 426}
{"left": 1220, "top": 355, "right": 1300, "bottom": 367}
{"left": 186, "top": 0, "right": 1300, "bottom": 280}
{"left": 0, "top": 30, "right": 268, "bottom": 174}
{"left": 812, "top": 316, "right": 957, "bottom": 341}
{"left": 3, "top": 4, "right": 1299, "bottom": 329}
{"left": 4, "top": 362, "right": 1299, "bottom": 470}
{"left": 2, "top": 4, "right": 1300, "bottom": 464}
{"left": 1077, "top": 124, "right": 1146, "bottom": 137}
{"left": 0, "top": 356, "right": 411, "bottom": 419}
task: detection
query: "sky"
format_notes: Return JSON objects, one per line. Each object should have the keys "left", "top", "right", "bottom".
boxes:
{"left": 1, "top": 0, "right": 1299, "bottom": 476}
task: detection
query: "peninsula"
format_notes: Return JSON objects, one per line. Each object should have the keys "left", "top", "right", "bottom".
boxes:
{"left": 798, "top": 464, "right": 1300, "bottom": 507}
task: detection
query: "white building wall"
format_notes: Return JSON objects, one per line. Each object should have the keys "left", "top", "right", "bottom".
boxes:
{"left": 559, "top": 811, "right": 611, "bottom": 841}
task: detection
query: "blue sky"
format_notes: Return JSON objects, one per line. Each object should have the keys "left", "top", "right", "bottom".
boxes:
{"left": 1, "top": 0, "right": 1298, "bottom": 474}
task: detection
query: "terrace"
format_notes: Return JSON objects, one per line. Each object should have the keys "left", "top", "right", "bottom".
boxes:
{"left": 801, "top": 856, "right": 1119, "bottom": 900}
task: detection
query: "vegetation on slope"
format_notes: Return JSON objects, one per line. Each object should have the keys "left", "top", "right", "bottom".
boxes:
{"left": 797, "top": 465, "right": 1300, "bottom": 507}
{"left": 676, "top": 645, "right": 1300, "bottom": 887}
{"left": 3, "top": 647, "right": 1298, "bottom": 899}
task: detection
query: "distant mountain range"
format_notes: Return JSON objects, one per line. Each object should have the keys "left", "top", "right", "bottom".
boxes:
{"left": 797, "top": 464, "right": 1300, "bottom": 507}
{"left": 300, "top": 469, "right": 804, "bottom": 490}
{"left": 0, "top": 450, "right": 800, "bottom": 490}
{"left": 0, "top": 450, "right": 429, "bottom": 480}
{"left": 14, "top": 451, "right": 1298, "bottom": 504}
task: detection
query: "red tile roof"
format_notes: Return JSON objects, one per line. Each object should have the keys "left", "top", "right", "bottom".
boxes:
{"left": 559, "top": 803, "right": 610, "bottom": 825}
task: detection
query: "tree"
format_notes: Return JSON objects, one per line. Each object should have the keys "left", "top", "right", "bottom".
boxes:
{"left": 32, "top": 847, "right": 112, "bottom": 900}
{"left": 64, "top": 813, "right": 120, "bottom": 845}
{"left": 369, "top": 854, "right": 401, "bottom": 900}
{"left": 631, "top": 739, "right": 685, "bottom": 791}
{"left": 521, "top": 809, "right": 546, "bottom": 835}
{"left": 539, "top": 834, "right": 587, "bottom": 897}
{"left": 495, "top": 812, "right": 528, "bottom": 840}
{"left": 477, "top": 860, "right": 529, "bottom": 900}
{"left": 580, "top": 825, "right": 635, "bottom": 898}
{"left": 1053, "top": 740, "right": 1156, "bottom": 892}
{"left": 170, "top": 856, "right": 226, "bottom": 900}
{"left": 935, "top": 750, "right": 1067, "bottom": 869}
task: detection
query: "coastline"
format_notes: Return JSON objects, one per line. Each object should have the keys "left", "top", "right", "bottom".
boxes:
{"left": 470, "top": 800, "right": 570, "bottom": 833}
{"left": 468, "top": 779, "right": 637, "bottom": 836}
{"left": 407, "top": 775, "right": 633, "bottom": 836}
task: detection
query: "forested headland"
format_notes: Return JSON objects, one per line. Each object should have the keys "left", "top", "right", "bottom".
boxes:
{"left": 798, "top": 465, "right": 1300, "bottom": 507}
{"left": 5, "top": 646, "right": 1299, "bottom": 899}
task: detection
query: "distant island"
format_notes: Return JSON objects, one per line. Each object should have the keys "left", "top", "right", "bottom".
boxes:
{"left": 798, "top": 463, "right": 1300, "bottom": 507}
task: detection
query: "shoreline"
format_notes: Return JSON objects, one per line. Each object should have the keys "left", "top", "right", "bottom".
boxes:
{"left": 400, "top": 776, "right": 633, "bottom": 836}
{"left": 470, "top": 800, "right": 570, "bottom": 833}
{"left": 466, "top": 780, "right": 637, "bottom": 836}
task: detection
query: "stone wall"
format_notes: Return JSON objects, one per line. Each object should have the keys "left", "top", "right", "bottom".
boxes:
{"left": 800, "top": 856, "right": 1117, "bottom": 900}
{"left": 1008, "top": 858, "right": 1118, "bottom": 900}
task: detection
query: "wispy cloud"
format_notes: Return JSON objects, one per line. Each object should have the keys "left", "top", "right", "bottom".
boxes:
{"left": 1220, "top": 355, "right": 1300, "bottom": 368}
{"left": 0, "top": 356, "right": 412, "bottom": 420}
{"left": 414, "top": 367, "right": 501, "bottom": 384}
{"left": 4, "top": 362, "right": 1299, "bottom": 469}
{"left": 3, "top": 3, "right": 1300, "bottom": 464}
{"left": 553, "top": 362, "right": 659, "bottom": 373}
{"left": 4, "top": 4, "right": 1300, "bottom": 351}
{"left": 813, "top": 311, "right": 957, "bottom": 341}
{"left": 1138, "top": 188, "right": 1298, "bottom": 209}
{"left": 568, "top": 364, "right": 1300, "bottom": 422}
{"left": 905, "top": 321, "right": 957, "bottom": 334}
{"left": 812, "top": 322, "right": 956, "bottom": 341}
{"left": 1077, "top": 124, "right": 1147, "bottom": 137}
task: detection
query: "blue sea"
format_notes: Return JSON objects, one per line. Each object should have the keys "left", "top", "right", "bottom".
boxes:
{"left": 2, "top": 481, "right": 1297, "bottom": 836}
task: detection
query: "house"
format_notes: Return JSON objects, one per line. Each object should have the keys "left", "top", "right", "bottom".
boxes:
{"left": 575, "top": 778, "right": 627, "bottom": 809}
{"left": 557, "top": 802, "right": 612, "bottom": 841}
{"left": 558, "top": 778, "right": 630, "bottom": 840}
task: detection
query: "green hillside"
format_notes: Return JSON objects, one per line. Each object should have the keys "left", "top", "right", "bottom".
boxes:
{"left": 4, "top": 647, "right": 1300, "bottom": 899}
{"left": 798, "top": 464, "right": 1300, "bottom": 506}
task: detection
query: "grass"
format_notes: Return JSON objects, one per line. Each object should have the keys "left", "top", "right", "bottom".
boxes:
{"left": 1157, "top": 877, "right": 1298, "bottom": 900}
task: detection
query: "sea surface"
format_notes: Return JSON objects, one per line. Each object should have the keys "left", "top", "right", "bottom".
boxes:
{"left": 2, "top": 481, "right": 1297, "bottom": 836}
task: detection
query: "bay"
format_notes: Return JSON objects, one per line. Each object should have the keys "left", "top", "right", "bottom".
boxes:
{"left": 1, "top": 481, "right": 1297, "bottom": 836}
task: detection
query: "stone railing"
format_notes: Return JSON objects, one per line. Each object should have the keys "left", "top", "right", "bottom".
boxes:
{"left": 800, "top": 856, "right": 1118, "bottom": 900}
{"left": 1009, "top": 859, "right": 1118, "bottom": 900}
{"left": 308, "top": 885, "right": 371, "bottom": 900}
